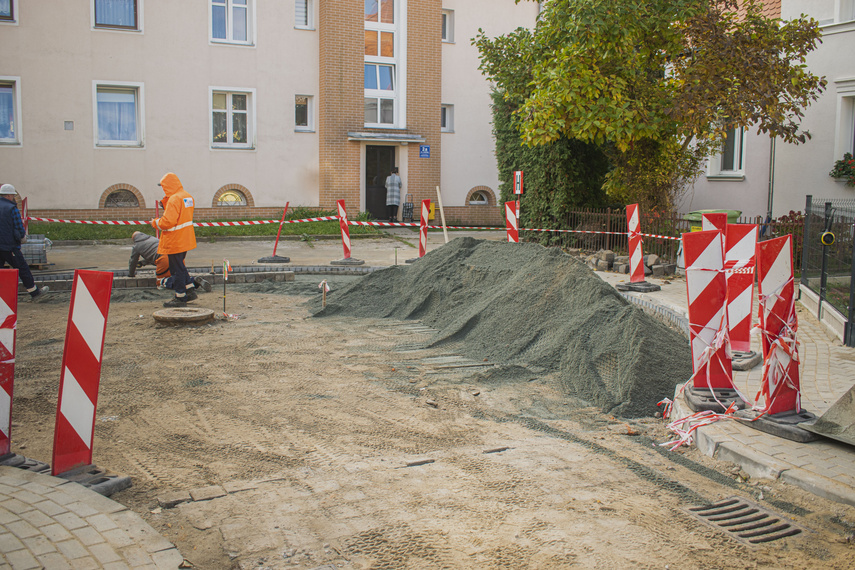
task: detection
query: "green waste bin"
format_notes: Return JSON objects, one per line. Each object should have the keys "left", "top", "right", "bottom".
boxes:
{"left": 684, "top": 209, "right": 742, "bottom": 232}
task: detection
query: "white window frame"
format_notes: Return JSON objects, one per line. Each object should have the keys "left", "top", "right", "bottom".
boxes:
{"left": 837, "top": 0, "right": 855, "bottom": 23}
{"left": 441, "top": 104, "right": 454, "bottom": 133}
{"left": 92, "top": 81, "right": 145, "bottom": 148}
{"left": 441, "top": 9, "right": 454, "bottom": 43}
{"left": 209, "top": 0, "right": 255, "bottom": 46}
{"left": 0, "top": 0, "right": 17, "bottom": 25}
{"left": 364, "top": 0, "right": 406, "bottom": 129}
{"left": 469, "top": 191, "right": 488, "bottom": 205}
{"left": 834, "top": 79, "right": 855, "bottom": 161}
{"left": 0, "top": 76, "right": 22, "bottom": 146}
{"left": 91, "top": 0, "right": 143, "bottom": 32}
{"left": 706, "top": 126, "right": 745, "bottom": 180}
{"left": 295, "top": 0, "right": 313, "bottom": 30}
{"left": 295, "top": 94, "right": 314, "bottom": 132}
{"left": 209, "top": 87, "right": 256, "bottom": 150}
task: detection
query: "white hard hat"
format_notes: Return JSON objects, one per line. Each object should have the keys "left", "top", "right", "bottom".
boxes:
{"left": 0, "top": 184, "right": 16, "bottom": 195}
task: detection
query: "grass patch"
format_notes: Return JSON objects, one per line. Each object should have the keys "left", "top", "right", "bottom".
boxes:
{"left": 30, "top": 208, "right": 383, "bottom": 241}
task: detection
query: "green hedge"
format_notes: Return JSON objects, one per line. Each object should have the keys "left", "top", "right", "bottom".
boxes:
{"left": 493, "top": 92, "right": 611, "bottom": 246}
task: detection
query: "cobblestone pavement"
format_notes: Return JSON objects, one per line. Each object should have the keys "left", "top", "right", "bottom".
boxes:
{"left": 0, "top": 467, "right": 183, "bottom": 569}
{"left": 597, "top": 271, "right": 855, "bottom": 507}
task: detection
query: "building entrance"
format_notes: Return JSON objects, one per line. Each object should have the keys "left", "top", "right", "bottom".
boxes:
{"left": 365, "top": 145, "right": 396, "bottom": 220}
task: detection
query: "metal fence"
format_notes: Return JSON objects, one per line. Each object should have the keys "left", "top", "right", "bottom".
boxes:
{"left": 801, "top": 196, "right": 855, "bottom": 346}
{"left": 532, "top": 207, "right": 805, "bottom": 266}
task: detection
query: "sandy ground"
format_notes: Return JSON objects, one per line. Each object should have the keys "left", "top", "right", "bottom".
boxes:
{"left": 9, "top": 273, "right": 855, "bottom": 569}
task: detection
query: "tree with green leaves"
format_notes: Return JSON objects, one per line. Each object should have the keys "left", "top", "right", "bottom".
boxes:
{"left": 476, "top": 0, "right": 826, "bottom": 212}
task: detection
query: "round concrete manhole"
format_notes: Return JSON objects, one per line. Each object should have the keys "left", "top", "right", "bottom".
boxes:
{"left": 153, "top": 307, "right": 215, "bottom": 324}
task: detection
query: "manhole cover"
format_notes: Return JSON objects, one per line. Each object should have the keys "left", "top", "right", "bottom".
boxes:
{"left": 687, "top": 497, "right": 806, "bottom": 545}
{"left": 153, "top": 307, "right": 215, "bottom": 324}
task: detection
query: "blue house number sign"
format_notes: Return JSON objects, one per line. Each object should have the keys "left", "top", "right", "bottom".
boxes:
{"left": 419, "top": 145, "right": 430, "bottom": 158}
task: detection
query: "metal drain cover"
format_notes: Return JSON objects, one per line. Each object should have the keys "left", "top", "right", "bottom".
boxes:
{"left": 687, "top": 497, "right": 806, "bottom": 545}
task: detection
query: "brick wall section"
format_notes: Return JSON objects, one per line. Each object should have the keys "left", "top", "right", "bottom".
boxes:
{"left": 405, "top": 0, "right": 442, "bottom": 210}
{"left": 318, "top": 0, "right": 363, "bottom": 210}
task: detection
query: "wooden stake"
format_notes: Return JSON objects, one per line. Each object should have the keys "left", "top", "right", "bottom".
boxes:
{"left": 435, "top": 186, "right": 449, "bottom": 244}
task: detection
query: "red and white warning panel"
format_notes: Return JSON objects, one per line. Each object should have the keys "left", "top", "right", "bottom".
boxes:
{"left": 626, "top": 203, "right": 644, "bottom": 283}
{"left": 683, "top": 230, "right": 734, "bottom": 390}
{"left": 756, "top": 235, "right": 801, "bottom": 415}
{"left": 0, "top": 269, "right": 18, "bottom": 457}
{"left": 505, "top": 201, "right": 519, "bottom": 243}
{"left": 701, "top": 212, "right": 728, "bottom": 234}
{"left": 419, "top": 200, "right": 430, "bottom": 257}
{"left": 52, "top": 270, "right": 113, "bottom": 476}
{"left": 337, "top": 200, "right": 352, "bottom": 259}
{"left": 725, "top": 224, "right": 758, "bottom": 353}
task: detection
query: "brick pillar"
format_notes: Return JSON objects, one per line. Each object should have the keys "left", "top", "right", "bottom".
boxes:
{"left": 318, "top": 0, "right": 363, "bottom": 210}
{"left": 405, "top": 0, "right": 442, "bottom": 208}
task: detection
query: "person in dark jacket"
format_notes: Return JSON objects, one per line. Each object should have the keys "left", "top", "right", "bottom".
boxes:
{"left": 128, "top": 231, "right": 210, "bottom": 292}
{"left": 0, "top": 184, "right": 48, "bottom": 302}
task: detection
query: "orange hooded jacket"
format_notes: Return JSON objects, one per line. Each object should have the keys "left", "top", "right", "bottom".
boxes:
{"left": 151, "top": 173, "right": 196, "bottom": 255}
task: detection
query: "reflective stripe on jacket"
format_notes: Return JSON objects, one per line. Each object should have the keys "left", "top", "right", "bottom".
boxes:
{"left": 152, "top": 173, "right": 196, "bottom": 255}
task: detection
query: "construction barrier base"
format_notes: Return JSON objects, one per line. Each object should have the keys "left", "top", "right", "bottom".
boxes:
{"left": 734, "top": 410, "right": 819, "bottom": 443}
{"left": 0, "top": 453, "right": 50, "bottom": 474}
{"left": 404, "top": 257, "right": 421, "bottom": 264}
{"left": 615, "top": 281, "right": 662, "bottom": 293}
{"left": 731, "top": 351, "right": 762, "bottom": 372}
{"left": 331, "top": 258, "right": 365, "bottom": 266}
{"left": 56, "top": 464, "right": 133, "bottom": 497}
{"left": 257, "top": 255, "right": 291, "bottom": 264}
{"left": 684, "top": 387, "right": 747, "bottom": 413}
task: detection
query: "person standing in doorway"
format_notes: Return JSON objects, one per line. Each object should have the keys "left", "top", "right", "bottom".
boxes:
{"left": 150, "top": 173, "right": 197, "bottom": 307}
{"left": 0, "top": 184, "right": 49, "bottom": 302}
{"left": 385, "top": 167, "right": 401, "bottom": 222}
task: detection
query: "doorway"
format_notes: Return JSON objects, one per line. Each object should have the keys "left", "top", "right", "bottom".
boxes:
{"left": 365, "top": 145, "right": 396, "bottom": 220}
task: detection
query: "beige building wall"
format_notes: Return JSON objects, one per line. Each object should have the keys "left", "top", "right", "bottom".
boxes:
{"left": 1, "top": 0, "right": 320, "bottom": 210}
{"left": 440, "top": 0, "right": 540, "bottom": 208}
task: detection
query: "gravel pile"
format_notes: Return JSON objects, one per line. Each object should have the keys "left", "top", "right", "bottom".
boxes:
{"left": 311, "top": 238, "right": 691, "bottom": 417}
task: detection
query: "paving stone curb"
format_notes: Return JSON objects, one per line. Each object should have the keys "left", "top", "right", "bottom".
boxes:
{"left": 0, "top": 466, "right": 183, "bottom": 569}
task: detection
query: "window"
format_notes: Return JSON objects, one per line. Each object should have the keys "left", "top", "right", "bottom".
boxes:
{"left": 295, "top": 0, "right": 312, "bottom": 29}
{"left": 0, "top": 77, "right": 21, "bottom": 144}
{"left": 104, "top": 189, "right": 139, "bottom": 207}
{"left": 94, "top": 82, "right": 143, "bottom": 147}
{"left": 211, "top": 89, "right": 255, "bottom": 149}
{"left": 364, "top": 0, "right": 400, "bottom": 127}
{"left": 295, "top": 95, "right": 313, "bottom": 131}
{"left": 441, "top": 10, "right": 453, "bottom": 42}
{"left": 838, "top": 0, "right": 855, "bottom": 22}
{"left": 217, "top": 190, "right": 247, "bottom": 206}
{"left": 0, "top": 0, "right": 15, "bottom": 22}
{"left": 211, "top": 0, "right": 253, "bottom": 45}
{"left": 834, "top": 80, "right": 855, "bottom": 161}
{"left": 94, "top": 0, "right": 138, "bottom": 30}
{"left": 469, "top": 191, "right": 488, "bottom": 205}
{"left": 441, "top": 104, "right": 454, "bottom": 132}
{"left": 707, "top": 126, "right": 745, "bottom": 179}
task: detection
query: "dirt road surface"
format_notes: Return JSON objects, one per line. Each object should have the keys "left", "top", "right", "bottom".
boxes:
{"left": 12, "top": 278, "right": 855, "bottom": 569}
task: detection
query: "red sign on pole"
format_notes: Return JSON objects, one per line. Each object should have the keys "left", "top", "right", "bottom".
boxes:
{"left": 0, "top": 269, "right": 18, "bottom": 457}
{"left": 52, "top": 270, "right": 113, "bottom": 475}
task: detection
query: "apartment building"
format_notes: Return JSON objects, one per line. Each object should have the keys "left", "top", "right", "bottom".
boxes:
{"left": 0, "top": 0, "right": 539, "bottom": 223}
{"left": 680, "top": 0, "right": 855, "bottom": 219}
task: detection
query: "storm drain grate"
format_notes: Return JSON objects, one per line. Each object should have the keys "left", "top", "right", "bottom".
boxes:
{"left": 687, "top": 497, "right": 805, "bottom": 545}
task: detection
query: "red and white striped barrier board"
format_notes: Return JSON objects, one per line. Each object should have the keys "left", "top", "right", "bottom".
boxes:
{"left": 419, "top": 200, "right": 430, "bottom": 257}
{"left": 337, "top": 200, "right": 352, "bottom": 259}
{"left": 505, "top": 201, "right": 519, "bottom": 243}
{"left": 756, "top": 235, "right": 800, "bottom": 415}
{"left": 21, "top": 198, "right": 28, "bottom": 235}
{"left": 683, "top": 229, "right": 734, "bottom": 390}
{"left": 0, "top": 270, "right": 18, "bottom": 456}
{"left": 701, "top": 212, "right": 728, "bottom": 234}
{"left": 52, "top": 270, "right": 113, "bottom": 476}
{"left": 626, "top": 203, "right": 644, "bottom": 283}
{"left": 725, "top": 224, "right": 758, "bottom": 352}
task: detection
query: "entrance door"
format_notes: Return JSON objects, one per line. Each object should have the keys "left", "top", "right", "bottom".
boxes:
{"left": 366, "top": 145, "right": 396, "bottom": 220}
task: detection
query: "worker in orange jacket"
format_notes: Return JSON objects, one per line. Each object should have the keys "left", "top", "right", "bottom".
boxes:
{"left": 150, "top": 172, "right": 197, "bottom": 307}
